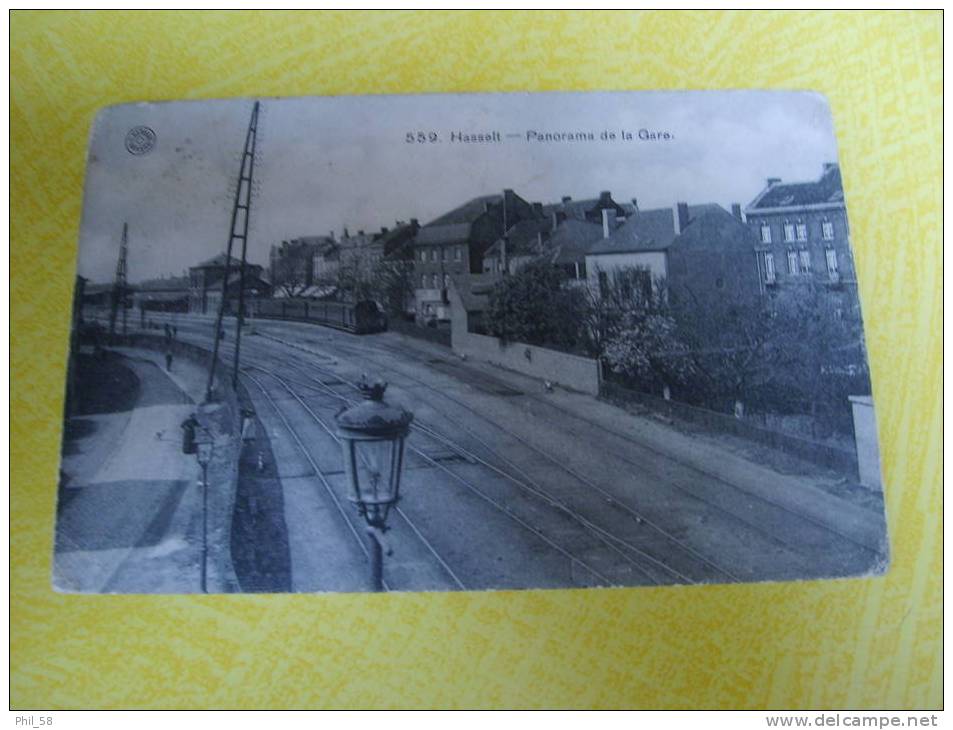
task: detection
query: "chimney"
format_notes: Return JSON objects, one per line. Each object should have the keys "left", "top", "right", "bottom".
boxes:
{"left": 767, "top": 177, "right": 781, "bottom": 187}
{"left": 822, "top": 162, "right": 838, "bottom": 173}
{"left": 410, "top": 218, "right": 419, "bottom": 228}
{"left": 329, "top": 229, "right": 335, "bottom": 241}
{"left": 343, "top": 227, "right": 349, "bottom": 239}
{"left": 380, "top": 226, "right": 389, "bottom": 235}
{"left": 673, "top": 203, "right": 690, "bottom": 235}
{"left": 601, "top": 208, "right": 617, "bottom": 238}
{"left": 631, "top": 198, "right": 639, "bottom": 215}
{"left": 532, "top": 202, "right": 543, "bottom": 217}
{"left": 731, "top": 203, "right": 742, "bottom": 221}
{"left": 358, "top": 229, "right": 365, "bottom": 237}
{"left": 598, "top": 190, "right": 612, "bottom": 204}
{"left": 562, "top": 196, "right": 572, "bottom": 204}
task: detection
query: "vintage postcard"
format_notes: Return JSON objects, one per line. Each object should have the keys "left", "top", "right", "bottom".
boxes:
{"left": 55, "top": 91, "right": 887, "bottom": 594}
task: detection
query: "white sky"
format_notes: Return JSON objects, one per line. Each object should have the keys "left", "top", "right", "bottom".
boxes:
{"left": 77, "top": 90, "right": 840, "bottom": 284}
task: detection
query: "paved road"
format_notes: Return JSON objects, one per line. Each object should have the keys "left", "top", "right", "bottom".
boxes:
{"left": 109, "top": 311, "right": 889, "bottom": 592}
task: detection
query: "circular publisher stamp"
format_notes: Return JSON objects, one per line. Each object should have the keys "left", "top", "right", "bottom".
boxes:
{"left": 125, "top": 126, "right": 156, "bottom": 155}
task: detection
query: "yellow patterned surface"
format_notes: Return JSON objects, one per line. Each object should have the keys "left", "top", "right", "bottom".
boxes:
{"left": 11, "top": 11, "right": 941, "bottom": 709}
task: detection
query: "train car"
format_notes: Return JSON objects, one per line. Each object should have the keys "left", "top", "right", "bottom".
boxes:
{"left": 248, "top": 298, "right": 387, "bottom": 334}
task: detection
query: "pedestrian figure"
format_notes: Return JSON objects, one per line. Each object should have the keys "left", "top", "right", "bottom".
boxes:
{"left": 180, "top": 415, "right": 199, "bottom": 454}
{"left": 172, "top": 325, "right": 177, "bottom": 339}
{"left": 164, "top": 323, "right": 172, "bottom": 342}
{"left": 165, "top": 350, "right": 173, "bottom": 372}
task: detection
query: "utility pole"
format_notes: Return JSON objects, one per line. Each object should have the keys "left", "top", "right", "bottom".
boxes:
{"left": 206, "top": 101, "right": 260, "bottom": 402}
{"left": 232, "top": 101, "right": 261, "bottom": 391}
{"left": 109, "top": 222, "right": 129, "bottom": 337}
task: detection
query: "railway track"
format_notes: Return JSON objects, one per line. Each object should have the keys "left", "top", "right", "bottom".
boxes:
{"left": 104, "top": 313, "right": 881, "bottom": 584}
{"left": 313, "top": 336, "right": 883, "bottom": 561}
{"left": 261, "top": 356, "right": 736, "bottom": 585}
{"left": 242, "top": 368, "right": 466, "bottom": 592}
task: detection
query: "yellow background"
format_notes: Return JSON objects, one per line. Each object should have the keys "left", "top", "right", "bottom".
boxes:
{"left": 11, "top": 11, "right": 942, "bottom": 709}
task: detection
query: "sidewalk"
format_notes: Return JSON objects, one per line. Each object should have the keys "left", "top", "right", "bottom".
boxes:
{"left": 54, "top": 348, "right": 206, "bottom": 593}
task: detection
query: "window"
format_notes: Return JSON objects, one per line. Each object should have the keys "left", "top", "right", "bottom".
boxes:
{"left": 822, "top": 221, "right": 834, "bottom": 240}
{"left": 826, "top": 248, "right": 839, "bottom": 280}
{"left": 764, "top": 252, "right": 776, "bottom": 283}
{"left": 440, "top": 247, "right": 446, "bottom": 261}
{"left": 421, "top": 274, "right": 427, "bottom": 288}
{"left": 419, "top": 250, "right": 426, "bottom": 262}
{"left": 430, "top": 249, "right": 437, "bottom": 262}
{"left": 443, "top": 273, "right": 450, "bottom": 288}
{"left": 760, "top": 225, "right": 772, "bottom": 244}
{"left": 454, "top": 246, "right": 462, "bottom": 262}
{"left": 787, "top": 250, "right": 799, "bottom": 275}
{"left": 796, "top": 223, "right": 808, "bottom": 241}
{"left": 783, "top": 223, "right": 795, "bottom": 242}
{"left": 798, "top": 249, "right": 811, "bottom": 273}
{"left": 431, "top": 274, "right": 438, "bottom": 288}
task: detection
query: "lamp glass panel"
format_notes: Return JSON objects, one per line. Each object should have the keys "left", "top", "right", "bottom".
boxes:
{"left": 353, "top": 438, "right": 400, "bottom": 505}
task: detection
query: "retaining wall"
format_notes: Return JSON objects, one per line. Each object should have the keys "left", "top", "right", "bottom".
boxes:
{"left": 453, "top": 330, "right": 602, "bottom": 395}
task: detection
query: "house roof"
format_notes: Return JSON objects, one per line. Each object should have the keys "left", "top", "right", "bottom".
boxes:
{"left": 484, "top": 219, "right": 553, "bottom": 258}
{"left": 415, "top": 222, "right": 472, "bottom": 246}
{"left": 672, "top": 204, "right": 762, "bottom": 249}
{"left": 549, "top": 220, "right": 606, "bottom": 263}
{"left": 426, "top": 195, "right": 501, "bottom": 226}
{"left": 542, "top": 196, "right": 637, "bottom": 222}
{"left": 747, "top": 164, "right": 843, "bottom": 210}
{"left": 376, "top": 222, "right": 420, "bottom": 257}
{"left": 193, "top": 253, "right": 245, "bottom": 269}
{"left": 136, "top": 276, "right": 191, "bottom": 292}
{"left": 587, "top": 204, "right": 723, "bottom": 256}
{"left": 293, "top": 235, "right": 335, "bottom": 246}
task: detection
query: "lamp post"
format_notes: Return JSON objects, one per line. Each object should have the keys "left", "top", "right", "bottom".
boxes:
{"left": 335, "top": 378, "right": 413, "bottom": 592}
{"left": 195, "top": 434, "right": 214, "bottom": 594}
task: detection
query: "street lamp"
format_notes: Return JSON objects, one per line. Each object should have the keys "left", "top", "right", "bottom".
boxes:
{"left": 335, "top": 378, "right": 413, "bottom": 592}
{"left": 195, "top": 434, "right": 214, "bottom": 594}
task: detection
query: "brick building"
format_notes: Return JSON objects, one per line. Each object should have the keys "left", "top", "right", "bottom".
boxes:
{"left": 744, "top": 163, "right": 857, "bottom": 317}
{"left": 413, "top": 190, "right": 537, "bottom": 321}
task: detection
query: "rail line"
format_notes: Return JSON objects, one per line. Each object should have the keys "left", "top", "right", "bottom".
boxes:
{"left": 319, "top": 336, "right": 882, "bottom": 558}
{"left": 263, "top": 358, "right": 725, "bottom": 585}
{"left": 245, "top": 365, "right": 628, "bottom": 587}
{"left": 113, "top": 315, "right": 874, "bottom": 580}
{"left": 197, "top": 328, "right": 735, "bottom": 583}
{"left": 265, "top": 346, "right": 744, "bottom": 583}
{"left": 244, "top": 368, "right": 467, "bottom": 591}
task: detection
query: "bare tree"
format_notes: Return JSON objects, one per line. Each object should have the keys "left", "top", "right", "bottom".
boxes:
{"left": 272, "top": 241, "right": 311, "bottom": 298}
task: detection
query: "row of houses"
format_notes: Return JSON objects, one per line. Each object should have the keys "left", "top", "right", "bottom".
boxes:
{"left": 407, "top": 162, "right": 855, "bottom": 326}
{"left": 84, "top": 163, "right": 856, "bottom": 330}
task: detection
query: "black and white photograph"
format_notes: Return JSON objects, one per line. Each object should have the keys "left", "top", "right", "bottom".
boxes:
{"left": 55, "top": 91, "right": 888, "bottom": 594}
